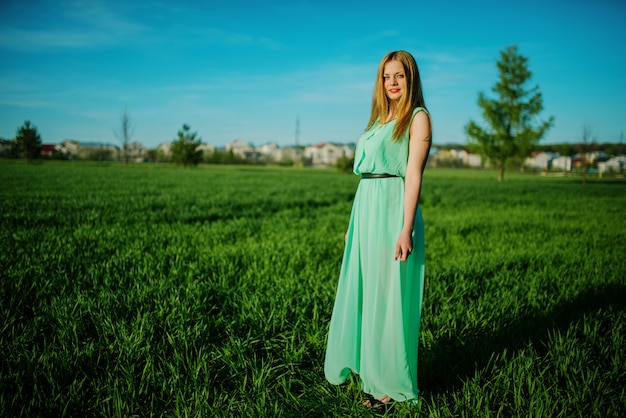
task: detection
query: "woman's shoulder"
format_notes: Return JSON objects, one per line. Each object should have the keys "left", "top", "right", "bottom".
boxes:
{"left": 410, "top": 107, "right": 432, "bottom": 139}
{"left": 411, "top": 107, "right": 431, "bottom": 125}
{"left": 412, "top": 107, "right": 429, "bottom": 116}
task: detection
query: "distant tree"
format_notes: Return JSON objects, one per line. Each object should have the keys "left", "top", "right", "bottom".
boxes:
{"left": 115, "top": 109, "right": 135, "bottom": 165}
{"left": 203, "top": 149, "right": 246, "bottom": 165}
{"left": 465, "top": 46, "right": 554, "bottom": 181}
{"left": 556, "top": 143, "right": 573, "bottom": 157}
{"left": 580, "top": 124, "right": 596, "bottom": 183}
{"left": 335, "top": 155, "right": 354, "bottom": 173}
{"left": 0, "top": 138, "right": 19, "bottom": 158}
{"left": 602, "top": 140, "right": 626, "bottom": 156}
{"left": 15, "top": 120, "right": 42, "bottom": 162}
{"left": 536, "top": 141, "right": 624, "bottom": 157}
{"left": 170, "top": 124, "right": 202, "bottom": 166}
{"left": 87, "top": 148, "right": 115, "bottom": 162}
{"left": 145, "top": 148, "right": 158, "bottom": 163}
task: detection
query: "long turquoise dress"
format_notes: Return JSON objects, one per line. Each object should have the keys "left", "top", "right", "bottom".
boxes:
{"left": 324, "top": 107, "right": 427, "bottom": 403}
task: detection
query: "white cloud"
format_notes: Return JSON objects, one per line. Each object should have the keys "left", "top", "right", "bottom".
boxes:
{"left": 189, "top": 27, "right": 283, "bottom": 49}
{"left": 0, "top": 0, "right": 146, "bottom": 51}
{"left": 61, "top": 0, "right": 145, "bottom": 33}
{"left": 0, "top": 27, "right": 114, "bottom": 50}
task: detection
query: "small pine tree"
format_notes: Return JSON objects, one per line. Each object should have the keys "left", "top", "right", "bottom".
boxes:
{"left": 15, "top": 120, "right": 42, "bottom": 162}
{"left": 465, "top": 46, "right": 554, "bottom": 181}
{"left": 170, "top": 124, "right": 203, "bottom": 166}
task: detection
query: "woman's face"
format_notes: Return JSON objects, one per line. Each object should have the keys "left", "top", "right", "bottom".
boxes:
{"left": 383, "top": 60, "right": 406, "bottom": 103}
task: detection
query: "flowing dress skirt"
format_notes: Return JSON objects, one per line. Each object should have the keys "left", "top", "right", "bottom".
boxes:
{"left": 324, "top": 176, "right": 425, "bottom": 402}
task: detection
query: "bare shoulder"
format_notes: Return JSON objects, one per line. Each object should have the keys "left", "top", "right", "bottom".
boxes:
{"left": 410, "top": 110, "right": 432, "bottom": 141}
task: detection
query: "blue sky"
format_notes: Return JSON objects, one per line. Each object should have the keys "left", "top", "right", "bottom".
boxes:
{"left": 1, "top": 0, "right": 624, "bottom": 149}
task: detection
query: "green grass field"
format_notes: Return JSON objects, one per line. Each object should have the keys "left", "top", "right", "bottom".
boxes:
{"left": 1, "top": 162, "right": 625, "bottom": 417}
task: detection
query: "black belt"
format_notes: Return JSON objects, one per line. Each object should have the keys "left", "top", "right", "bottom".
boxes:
{"left": 360, "top": 173, "right": 398, "bottom": 179}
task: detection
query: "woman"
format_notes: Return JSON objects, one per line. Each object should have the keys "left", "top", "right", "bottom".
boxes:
{"left": 324, "top": 50, "right": 431, "bottom": 409}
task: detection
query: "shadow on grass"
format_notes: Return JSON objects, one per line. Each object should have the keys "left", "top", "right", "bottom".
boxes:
{"left": 419, "top": 282, "right": 626, "bottom": 393}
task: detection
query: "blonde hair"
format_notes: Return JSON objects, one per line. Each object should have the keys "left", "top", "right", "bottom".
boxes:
{"left": 366, "top": 50, "right": 426, "bottom": 140}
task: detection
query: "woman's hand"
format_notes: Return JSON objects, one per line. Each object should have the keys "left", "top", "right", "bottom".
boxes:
{"left": 395, "top": 229, "right": 413, "bottom": 261}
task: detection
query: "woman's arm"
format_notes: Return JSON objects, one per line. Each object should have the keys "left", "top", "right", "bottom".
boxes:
{"left": 395, "top": 110, "right": 432, "bottom": 261}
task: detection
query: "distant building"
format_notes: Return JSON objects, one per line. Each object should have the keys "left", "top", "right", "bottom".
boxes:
{"left": 466, "top": 153, "right": 482, "bottom": 168}
{"left": 431, "top": 148, "right": 482, "bottom": 168}
{"left": 256, "top": 142, "right": 280, "bottom": 162}
{"left": 124, "top": 141, "right": 147, "bottom": 162}
{"left": 197, "top": 143, "right": 215, "bottom": 155}
{"left": 157, "top": 141, "right": 172, "bottom": 157}
{"left": 0, "top": 138, "right": 13, "bottom": 157}
{"left": 454, "top": 149, "right": 482, "bottom": 167}
{"left": 552, "top": 156, "right": 572, "bottom": 171}
{"left": 266, "top": 145, "right": 302, "bottom": 164}
{"left": 526, "top": 152, "right": 557, "bottom": 170}
{"left": 57, "top": 140, "right": 80, "bottom": 159}
{"left": 257, "top": 141, "right": 279, "bottom": 155}
{"left": 76, "top": 142, "right": 120, "bottom": 161}
{"left": 589, "top": 151, "right": 611, "bottom": 163}
{"left": 304, "top": 142, "right": 354, "bottom": 166}
{"left": 226, "top": 139, "right": 259, "bottom": 161}
{"left": 599, "top": 156, "right": 625, "bottom": 174}
{"left": 40, "top": 144, "right": 58, "bottom": 157}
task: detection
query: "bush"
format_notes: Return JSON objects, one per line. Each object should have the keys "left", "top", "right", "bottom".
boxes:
{"left": 335, "top": 155, "right": 354, "bottom": 173}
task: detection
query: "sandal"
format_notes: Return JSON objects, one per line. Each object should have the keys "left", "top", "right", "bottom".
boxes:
{"left": 363, "top": 394, "right": 392, "bottom": 413}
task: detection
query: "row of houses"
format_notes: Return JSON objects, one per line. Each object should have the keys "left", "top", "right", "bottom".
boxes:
{"left": 233, "top": 140, "right": 353, "bottom": 165}
{"left": 26, "top": 139, "right": 626, "bottom": 173}
{"left": 431, "top": 148, "right": 626, "bottom": 173}
{"left": 524, "top": 151, "right": 626, "bottom": 173}
{"left": 41, "top": 140, "right": 143, "bottom": 161}
{"left": 40, "top": 139, "right": 356, "bottom": 166}
{"left": 157, "top": 139, "right": 355, "bottom": 166}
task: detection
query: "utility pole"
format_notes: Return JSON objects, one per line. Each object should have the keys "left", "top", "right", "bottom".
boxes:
{"left": 295, "top": 117, "right": 300, "bottom": 147}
